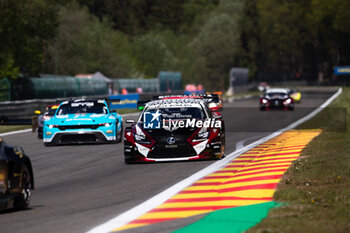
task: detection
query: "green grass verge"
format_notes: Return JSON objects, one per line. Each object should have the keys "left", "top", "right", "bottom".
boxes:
{"left": 174, "top": 202, "right": 281, "bottom": 233}
{"left": 0, "top": 125, "right": 31, "bottom": 134}
{"left": 247, "top": 87, "right": 350, "bottom": 233}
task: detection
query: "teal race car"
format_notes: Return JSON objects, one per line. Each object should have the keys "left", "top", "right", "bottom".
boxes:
{"left": 43, "top": 99, "right": 123, "bottom": 146}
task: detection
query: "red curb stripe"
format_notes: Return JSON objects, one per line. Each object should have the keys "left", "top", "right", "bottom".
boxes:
{"left": 151, "top": 206, "right": 236, "bottom": 212}
{"left": 216, "top": 163, "right": 290, "bottom": 173}
{"left": 224, "top": 161, "right": 294, "bottom": 169}
{"left": 180, "top": 183, "right": 278, "bottom": 194}
{"left": 236, "top": 153, "right": 299, "bottom": 159}
{"left": 192, "top": 174, "right": 283, "bottom": 186}
{"left": 241, "top": 151, "right": 302, "bottom": 156}
{"left": 167, "top": 197, "right": 273, "bottom": 203}
{"left": 130, "top": 218, "right": 177, "bottom": 224}
{"left": 203, "top": 168, "right": 289, "bottom": 179}
{"left": 232, "top": 156, "right": 299, "bottom": 164}
{"left": 248, "top": 145, "right": 306, "bottom": 151}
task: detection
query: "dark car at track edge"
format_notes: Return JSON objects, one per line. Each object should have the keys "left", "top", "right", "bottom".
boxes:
{"left": 0, "top": 137, "right": 34, "bottom": 210}
{"left": 259, "top": 88, "right": 294, "bottom": 111}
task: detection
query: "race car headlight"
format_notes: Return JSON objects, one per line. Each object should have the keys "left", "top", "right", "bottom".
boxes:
{"left": 194, "top": 127, "right": 210, "bottom": 141}
{"left": 133, "top": 124, "right": 151, "bottom": 144}
{"left": 261, "top": 98, "right": 268, "bottom": 104}
{"left": 198, "top": 131, "right": 209, "bottom": 138}
{"left": 284, "top": 98, "right": 292, "bottom": 105}
{"left": 134, "top": 133, "right": 151, "bottom": 144}
{"left": 135, "top": 134, "right": 146, "bottom": 141}
{"left": 98, "top": 122, "right": 113, "bottom": 127}
{"left": 48, "top": 124, "right": 58, "bottom": 129}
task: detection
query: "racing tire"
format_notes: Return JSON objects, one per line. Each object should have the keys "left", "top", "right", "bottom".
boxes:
{"left": 13, "top": 164, "right": 32, "bottom": 209}
{"left": 124, "top": 159, "right": 131, "bottom": 164}
{"left": 215, "top": 135, "right": 225, "bottom": 160}
{"left": 260, "top": 107, "right": 266, "bottom": 111}
{"left": 116, "top": 123, "right": 123, "bottom": 143}
{"left": 220, "top": 136, "right": 226, "bottom": 159}
{"left": 44, "top": 142, "right": 53, "bottom": 147}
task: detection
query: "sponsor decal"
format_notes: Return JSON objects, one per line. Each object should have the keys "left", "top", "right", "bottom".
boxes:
{"left": 143, "top": 110, "right": 161, "bottom": 129}
{"left": 143, "top": 111, "right": 221, "bottom": 130}
{"left": 109, "top": 94, "right": 140, "bottom": 109}
{"left": 334, "top": 66, "right": 350, "bottom": 76}
{"left": 166, "top": 137, "right": 176, "bottom": 144}
{"left": 71, "top": 102, "right": 94, "bottom": 107}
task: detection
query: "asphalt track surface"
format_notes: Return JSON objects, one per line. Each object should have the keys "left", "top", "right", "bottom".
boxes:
{"left": 0, "top": 90, "right": 335, "bottom": 233}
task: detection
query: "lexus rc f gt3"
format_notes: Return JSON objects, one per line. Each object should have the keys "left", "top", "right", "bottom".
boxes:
{"left": 43, "top": 99, "right": 123, "bottom": 145}
{"left": 124, "top": 98, "right": 225, "bottom": 163}
{"left": 0, "top": 137, "right": 34, "bottom": 210}
{"left": 260, "top": 88, "right": 294, "bottom": 111}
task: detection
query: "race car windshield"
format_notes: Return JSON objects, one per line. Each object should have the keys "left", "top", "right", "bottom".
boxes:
{"left": 57, "top": 102, "right": 108, "bottom": 115}
{"left": 47, "top": 108, "right": 57, "bottom": 116}
{"left": 267, "top": 92, "right": 287, "bottom": 97}
{"left": 143, "top": 107, "right": 205, "bottom": 120}
{"left": 210, "top": 97, "right": 220, "bottom": 103}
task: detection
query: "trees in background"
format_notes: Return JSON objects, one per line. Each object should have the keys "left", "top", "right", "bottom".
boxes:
{"left": 1, "top": 0, "right": 349, "bottom": 89}
{"left": 241, "top": 0, "right": 350, "bottom": 81}
{"left": 0, "top": 0, "right": 58, "bottom": 77}
{"left": 189, "top": 0, "right": 244, "bottom": 89}
{"left": 42, "top": 3, "right": 133, "bottom": 78}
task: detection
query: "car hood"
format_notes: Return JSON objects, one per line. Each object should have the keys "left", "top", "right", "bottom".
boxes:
{"left": 47, "top": 114, "right": 114, "bottom": 125}
{"left": 265, "top": 95, "right": 288, "bottom": 100}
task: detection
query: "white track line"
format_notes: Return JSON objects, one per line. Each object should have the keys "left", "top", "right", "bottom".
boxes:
{"left": 87, "top": 88, "right": 342, "bottom": 233}
{"left": 0, "top": 128, "right": 32, "bottom": 137}
{"left": 235, "top": 135, "right": 263, "bottom": 151}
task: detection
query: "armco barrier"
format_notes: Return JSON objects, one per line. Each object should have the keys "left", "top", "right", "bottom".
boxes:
{"left": 0, "top": 96, "right": 107, "bottom": 124}
{"left": 0, "top": 91, "right": 185, "bottom": 124}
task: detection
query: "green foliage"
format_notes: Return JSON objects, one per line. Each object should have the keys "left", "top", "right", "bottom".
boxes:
{"left": 189, "top": 0, "right": 244, "bottom": 90}
{"left": 182, "top": 0, "right": 219, "bottom": 33}
{"left": 77, "top": 0, "right": 219, "bottom": 35}
{"left": 43, "top": 3, "right": 134, "bottom": 78}
{"left": 2, "top": 0, "right": 349, "bottom": 91}
{"left": 240, "top": 0, "right": 350, "bottom": 80}
{"left": 0, "top": 57, "right": 19, "bottom": 79}
{"left": 256, "top": 0, "right": 310, "bottom": 72}
{"left": 0, "top": 0, "right": 59, "bottom": 76}
{"left": 130, "top": 32, "right": 176, "bottom": 78}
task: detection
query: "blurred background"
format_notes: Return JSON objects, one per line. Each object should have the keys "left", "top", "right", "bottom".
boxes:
{"left": 0, "top": 0, "right": 349, "bottom": 100}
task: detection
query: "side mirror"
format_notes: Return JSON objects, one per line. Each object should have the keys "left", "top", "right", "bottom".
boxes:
{"left": 208, "top": 103, "right": 219, "bottom": 112}
{"left": 212, "top": 112, "right": 222, "bottom": 119}
{"left": 126, "top": 119, "right": 135, "bottom": 124}
{"left": 34, "top": 110, "right": 41, "bottom": 115}
{"left": 209, "top": 107, "right": 219, "bottom": 112}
